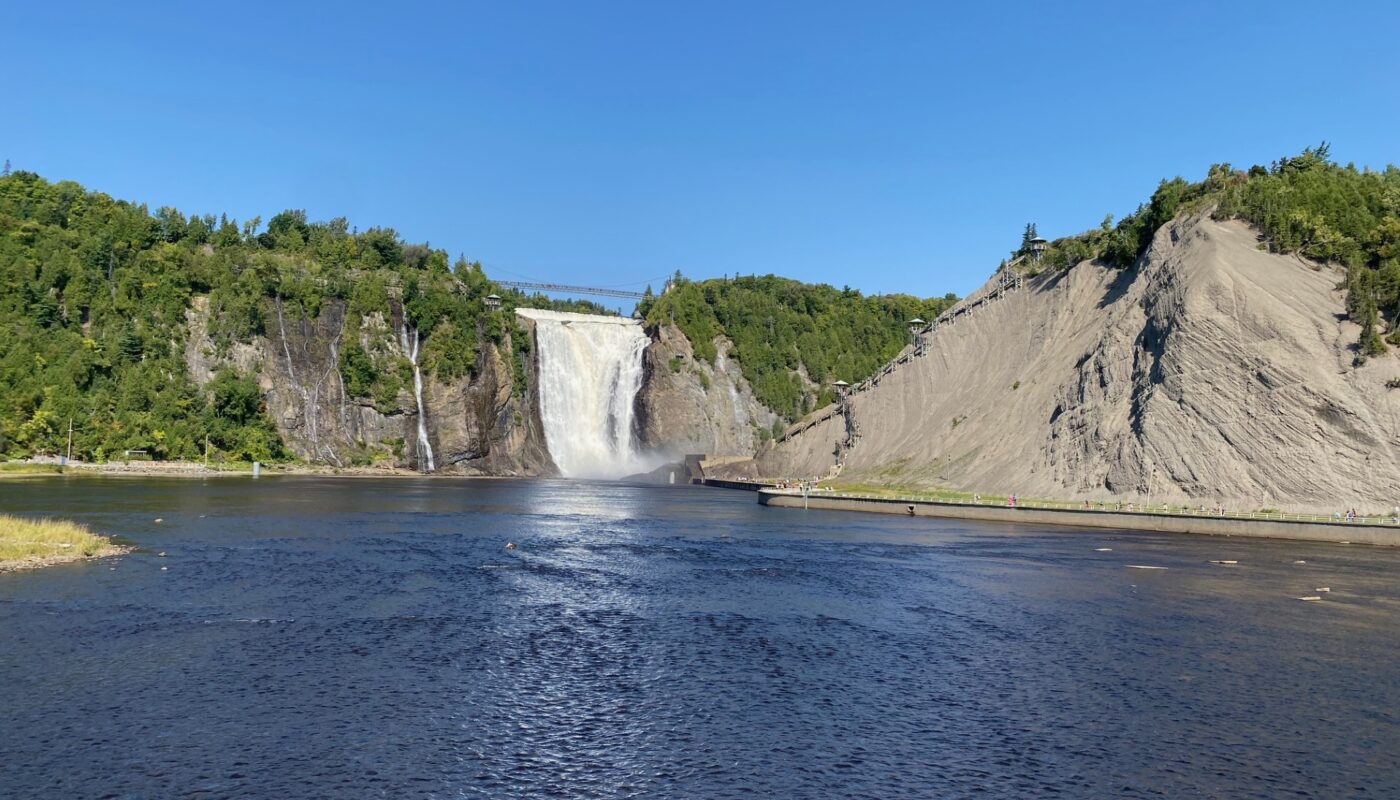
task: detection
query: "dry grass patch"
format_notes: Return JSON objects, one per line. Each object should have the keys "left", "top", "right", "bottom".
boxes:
{"left": 0, "top": 463, "right": 63, "bottom": 475}
{"left": 0, "top": 514, "right": 129, "bottom": 572}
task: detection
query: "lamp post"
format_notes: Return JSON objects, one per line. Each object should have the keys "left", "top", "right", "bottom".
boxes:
{"left": 1149, "top": 466, "right": 1157, "bottom": 513}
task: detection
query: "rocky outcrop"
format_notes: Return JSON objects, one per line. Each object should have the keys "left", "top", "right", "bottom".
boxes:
{"left": 634, "top": 323, "right": 780, "bottom": 459}
{"left": 761, "top": 213, "right": 1400, "bottom": 512}
{"left": 420, "top": 328, "right": 553, "bottom": 476}
{"left": 185, "top": 296, "right": 553, "bottom": 475}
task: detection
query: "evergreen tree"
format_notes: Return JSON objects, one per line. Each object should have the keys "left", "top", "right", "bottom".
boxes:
{"left": 1020, "top": 223, "right": 1038, "bottom": 254}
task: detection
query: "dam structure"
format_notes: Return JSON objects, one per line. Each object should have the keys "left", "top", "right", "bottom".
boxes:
{"left": 516, "top": 309, "right": 654, "bottom": 479}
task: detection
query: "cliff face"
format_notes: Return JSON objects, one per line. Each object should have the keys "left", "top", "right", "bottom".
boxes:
{"left": 634, "top": 323, "right": 780, "bottom": 459}
{"left": 184, "top": 296, "right": 783, "bottom": 473}
{"left": 185, "top": 296, "right": 553, "bottom": 475}
{"left": 761, "top": 213, "right": 1400, "bottom": 512}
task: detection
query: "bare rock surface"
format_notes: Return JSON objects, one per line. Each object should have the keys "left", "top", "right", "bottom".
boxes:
{"left": 635, "top": 323, "right": 779, "bottom": 459}
{"left": 762, "top": 215, "right": 1400, "bottom": 511}
{"left": 185, "top": 296, "right": 551, "bottom": 474}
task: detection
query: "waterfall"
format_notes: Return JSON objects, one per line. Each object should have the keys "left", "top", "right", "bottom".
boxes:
{"left": 398, "top": 325, "right": 435, "bottom": 473}
{"left": 516, "top": 309, "right": 653, "bottom": 479}
{"left": 717, "top": 349, "right": 748, "bottom": 432}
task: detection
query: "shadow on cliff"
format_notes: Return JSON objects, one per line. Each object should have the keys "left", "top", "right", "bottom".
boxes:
{"left": 1097, "top": 262, "right": 1139, "bottom": 309}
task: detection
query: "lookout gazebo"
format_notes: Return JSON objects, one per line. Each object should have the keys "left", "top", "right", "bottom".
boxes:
{"left": 907, "top": 318, "right": 926, "bottom": 347}
{"left": 1028, "top": 237, "right": 1048, "bottom": 262}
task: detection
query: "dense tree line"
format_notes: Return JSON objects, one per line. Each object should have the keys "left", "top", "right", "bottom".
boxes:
{"left": 0, "top": 172, "right": 603, "bottom": 462}
{"left": 641, "top": 274, "right": 957, "bottom": 421}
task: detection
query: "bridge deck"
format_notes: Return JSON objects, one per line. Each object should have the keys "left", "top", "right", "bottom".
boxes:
{"left": 497, "top": 280, "right": 647, "bottom": 299}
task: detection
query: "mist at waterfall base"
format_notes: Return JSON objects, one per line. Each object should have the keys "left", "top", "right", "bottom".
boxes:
{"left": 520, "top": 309, "right": 666, "bottom": 479}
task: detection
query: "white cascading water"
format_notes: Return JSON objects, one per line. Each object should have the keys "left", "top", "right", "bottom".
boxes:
{"left": 516, "top": 309, "right": 653, "bottom": 479}
{"left": 398, "top": 325, "right": 435, "bottom": 472}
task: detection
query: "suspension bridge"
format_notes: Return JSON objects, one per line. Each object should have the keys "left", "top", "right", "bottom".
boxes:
{"left": 494, "top": 278, "right": 676, "bottom": 301}
{"left": 495, "top": 280, "right": 657, "bottom": 300}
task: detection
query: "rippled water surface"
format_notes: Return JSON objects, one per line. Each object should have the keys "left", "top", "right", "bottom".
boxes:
{"left": 2, "top": 477, "right": 1399, "bottom": 798}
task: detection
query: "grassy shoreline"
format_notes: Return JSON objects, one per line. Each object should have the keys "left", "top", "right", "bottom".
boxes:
{"left": 0, "top": 515, "right": 130, "bottom": 573}
{"left": 0, "top": 463, "right": 65, "bottom": 476}
{"left": 0, "top": 460, "right": 461, "bottom": 479}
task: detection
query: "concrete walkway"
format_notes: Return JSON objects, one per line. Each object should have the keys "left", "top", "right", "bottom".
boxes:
{"left": 757, "top": 489, "right": 1400, "bottom": 546}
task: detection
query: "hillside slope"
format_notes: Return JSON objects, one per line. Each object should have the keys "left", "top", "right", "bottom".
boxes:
{"left": 761, "top": 213, "right": 1400, "bottom": 511}
{"left": 641, "top": 275, "right": 956, "bottom": 423}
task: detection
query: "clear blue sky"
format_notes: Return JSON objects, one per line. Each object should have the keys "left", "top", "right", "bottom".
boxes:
{"left": 5, "top": 1, "right": 1398, "bottom": 299}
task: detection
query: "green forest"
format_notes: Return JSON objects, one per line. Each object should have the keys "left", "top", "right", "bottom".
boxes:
{"left": 1031, "top": 145, "right": 1400, "bottom": 357}
{"left": 0, "top": 171, "right": 604, "bottom": 462}
{"left": 641, "top": 275, "right": 957, "bottom": 422}
{"left": 0, "top": 169, "right": 959, "bottom": 463}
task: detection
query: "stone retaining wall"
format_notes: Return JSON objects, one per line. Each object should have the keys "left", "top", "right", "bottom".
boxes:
{"left": 757, "top": 490, "right": 1400, "bottom": 546}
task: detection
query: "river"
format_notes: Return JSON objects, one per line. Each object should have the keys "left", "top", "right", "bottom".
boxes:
{"left": 2, "top": 477, "right": 1398, "bottom": 797}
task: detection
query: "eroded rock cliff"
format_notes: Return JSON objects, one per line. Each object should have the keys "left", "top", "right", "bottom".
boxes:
{"left": 186, "top": 296, "right": 553, "bottom": 474}
{"left": 635, "top": 322, "right": 780, "bottom": 460}
{"left": 761, "top": 213, "right": 1400, "bottom": 511}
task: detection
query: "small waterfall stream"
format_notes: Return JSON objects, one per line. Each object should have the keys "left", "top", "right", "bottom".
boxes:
{"left": 516, "top": 309, "right": 653, "bottom": 479}
{"left": 398, "top": 325, "right": 435, "bottom": 472}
